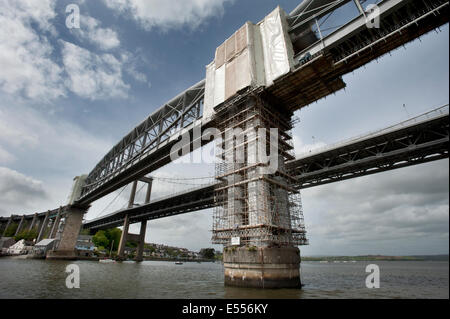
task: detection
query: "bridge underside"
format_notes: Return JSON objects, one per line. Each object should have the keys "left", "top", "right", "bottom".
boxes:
{"left": 79, "top": 106, "right": 448, "bottom": 234}
{"left": 74, "top": 0, "right": 448, "bottom": 207}
{"left": 83, "top": 184, "right": 216, "bottom": 231}
{"left": 269, "top": 0, "right": 449, "bottom": 111}
{"left": 287, "top": 109, "right": 449, "bottom": 188}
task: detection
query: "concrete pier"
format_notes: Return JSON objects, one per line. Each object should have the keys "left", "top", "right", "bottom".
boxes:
{"left": 116, "top": 214, "right": 130, "bottom": 261}
{"left": 29, "top": 213, "right": 38, "bottom": 231}
{"left": 2, "top": 216, "right": 13, "bottom": 237}
{"left": 15, "top": 215, "right": 25, "bottom": 236}
{"left": 47, "top": 206, "right": 87, "bottom": 260}
{"left": 36, "top": 211, "right": 50, "bottom": 243}
{"left": 49, "top": 207, "right": 62, "bottom": 239}
{"left": 223, "top": 246, "right": 301, "bottom": 289}
{"left": 135, "top": 220, "right": 147, "bottom": 262}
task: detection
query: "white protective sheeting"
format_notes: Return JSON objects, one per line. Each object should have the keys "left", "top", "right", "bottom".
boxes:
{"left": 203, "top": 6, "right": 294, "bottom": 116}
{"left": 214, "top": 65, "right": 226, "bottom": 107}
{"left": 203, "top": 61, "right": 216, "bottom": 121}
{"left": 260, "top": 6, "right": 295, "bottom": 87}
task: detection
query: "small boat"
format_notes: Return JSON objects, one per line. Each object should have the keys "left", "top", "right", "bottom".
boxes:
{"left": 175, "top": 261, "right": 183, "bottom": 265}
{"left": 99, "top": 258, "right": 116, "bottom": 263}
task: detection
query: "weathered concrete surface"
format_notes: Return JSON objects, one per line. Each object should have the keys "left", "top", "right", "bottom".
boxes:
{"left": 47, "top": 206, "right": 86, "bottom": 260}
{"left": 223, "top": 246, "right": 301, "bottom": 288}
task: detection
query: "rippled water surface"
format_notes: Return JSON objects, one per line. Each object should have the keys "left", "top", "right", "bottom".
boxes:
{"left": 0, "top": 258, "right": 448, "bottom": 299}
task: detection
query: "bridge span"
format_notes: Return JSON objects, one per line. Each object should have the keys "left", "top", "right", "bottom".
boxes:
{"left": 77, "top": 104, "right": 449, "bottom": 231}
{"left": 1, "top": 0, "right": 448, "bottom": 289}
{"left": 77, "top": 0, "right": 449, "bottom": 207}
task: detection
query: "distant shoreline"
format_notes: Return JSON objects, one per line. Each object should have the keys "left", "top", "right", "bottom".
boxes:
{"left": 302, "top": 255, "right": 449, "bottom": 262}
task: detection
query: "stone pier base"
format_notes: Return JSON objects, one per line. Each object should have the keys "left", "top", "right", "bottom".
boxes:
{"left": 223, "top": 246, "right": 301, "bottom": 289}
{"left": 46, "top": 250, "right": 78, "bottom": 260}
{"left": 46, "top": 206, "right": 86, "bottom": 260}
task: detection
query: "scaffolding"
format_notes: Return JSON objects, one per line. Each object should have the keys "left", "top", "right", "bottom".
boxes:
{"left": 212, "top": 94, "right": 308, "bottom": 247}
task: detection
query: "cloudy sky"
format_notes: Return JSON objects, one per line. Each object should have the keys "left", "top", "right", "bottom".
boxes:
{"left": 0, "top": 0, "right": 448, "bottom": 255}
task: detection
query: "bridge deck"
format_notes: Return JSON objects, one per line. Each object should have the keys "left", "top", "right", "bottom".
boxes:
{"left": 79, "top": 105, "right": 449, "bottom": 230}
{"left": 76, "top": 0, "right": 448, "bottom": 206}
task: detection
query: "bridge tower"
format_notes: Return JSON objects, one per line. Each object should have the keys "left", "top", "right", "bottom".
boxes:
{"left": 47, "top": 176, "right": 89, "bottom": 260}
{"left": 116, "top": 177, "right": 153, "bottom": 262}
{"left": 207, "top": 8, "right": 308, "bottom": 288}
{"left": 212, "top": 95, "right": 308, "bottom": 288}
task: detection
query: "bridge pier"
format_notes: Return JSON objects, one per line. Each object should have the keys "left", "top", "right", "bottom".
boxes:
{"left": 49, "top": 207, "right": 62, "bottom": 239}
{"left": 117, "top": 214, "right": 130, "bottom": 261}
{"left": 36, "top": 211, "right": 50, "bottom": 243}
{"left": 47, "top": 206, "right": 87, "bottom": 260}
{"left": 116, "top": 178, "right": 152, "bottom": 262}
{"left": 2, "top": 216, "right": 12, "bottom": 237}
{"left": 212, "top": 95, "right": 308, "bottom": 289}
{"left": 14, "top": 215, "right": 25, "bottom": 236}
{"left": 135, "top": 178, "right": 152, "bottom": 262}
{"left": 135, "top": 220, "right": 147, "bottom": 262}
{"left": 29, "top": 213, "right": 38, "bottom": 232}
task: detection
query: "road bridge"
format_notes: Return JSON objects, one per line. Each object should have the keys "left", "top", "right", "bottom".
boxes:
{"left": 76, "top": 104, "right": 449, "bottom": 232}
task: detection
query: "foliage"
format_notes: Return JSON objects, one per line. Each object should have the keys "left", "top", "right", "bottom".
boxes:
{"left": 144, "top": 244, "right": 156, "bottom": 253}
{"left": 4, "top": 223, "right": 18, "bottom": 237}
{"left": 199, "top": 248, "right": 216, "bottom": 259}
{"left": 14, "top": 229, "right": 38, "bottom": 242}
{"left": 105, "top": 228, "right": 122, "bottom": 251}
{"left": 79, "top": 229, "right": 91, "bottom": 235}
{"left": 92, "top": 228, "right": 122, "bottom": 252}
{"left": 93, "top": 230, "right": 109, "bottom": 249}
{"left": 126, "top": 241, "right": 137, "bottom": 248}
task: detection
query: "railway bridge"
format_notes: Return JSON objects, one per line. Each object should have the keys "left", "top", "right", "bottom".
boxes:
{"left": 1, "top": 0, "right": 448, "bottom": 288}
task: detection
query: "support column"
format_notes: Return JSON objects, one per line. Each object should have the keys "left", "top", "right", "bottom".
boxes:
{"left": 135, "top": 220, "right": 147, "bottom": 262}
{"left": 36, "top": 211, "right": 50, "bottom": 243}
{"left": 2, "top": 216, "right": 13, "bottom": 237}
{"left": 117, "top": 214, "right": 130, "bottom": 260}
{"left": 128, "top": 180, "right": 138, "bottom": 208}
{"left": 15, "top": 215, "right": 25, "bottom": 236}
{"left": 29, "top": 213, "right": 38, "bottom": 231}
{"left": 144, "top": 178, "right": 153, "bottom": 204}
{"left": 135, "top": 179, "right": 152, "bottom": 262}
{"left": 50, "top": 207, "right": 62, "bottom": 239}
{"left": 47, "top": 206, "right": 87, "bottom": 260}
{"left": 213, "top": 96, "right": 308, "bottom": 289}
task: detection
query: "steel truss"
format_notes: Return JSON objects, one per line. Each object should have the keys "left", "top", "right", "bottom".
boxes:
{"left": 79, "top": 80, "right": 206, "bottom": 204}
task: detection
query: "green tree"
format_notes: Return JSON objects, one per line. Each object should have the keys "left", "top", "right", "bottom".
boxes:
{"left": 199, "top": 248, "right": 215, "bottom": 259}
{"left": 4, "top": 223, "right": 18, "bottom": 237}
{"left": 93, "top": 230, "right": 109, "bottom": 249}
{"left": 14, "top": 229, "right": 38, "bottom": 241}
{"left": 105, "top": 228, "right": 122, "bottom": 251}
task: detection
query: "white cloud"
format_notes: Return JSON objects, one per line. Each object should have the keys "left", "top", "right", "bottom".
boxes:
{"left": 292, "top": 134, "right": 327, "bottom": 157}
{"left": 61, "top": 41, "right": 130, "bottom": 100}
{"left": 103, "top": 0, "right": 233, "bottom": 31}
{"left": 75, "top": 15, "right": 121, "bottom": 50}
{"left": 120, "top": 52, "right": 149, "bottom": 84}
{"left": 0, "top": 108, "right": 39, "bottom": 149}
{"left": 0, "top": 146, "right": 15, "bottom": 164}
{"left": 301, "top": 160, "right": 449, "bottom": 255}
{"left": 0, "top": 167, "right": 47, "bottom": 215}
{"left": 0, "top": 1, "right": 139, "bottom": 102}
{"left": 0, "top": 0, "right": 65, "bottom": 102}
{"left": 0, "top": 100, "right": 114, "bottom": 215}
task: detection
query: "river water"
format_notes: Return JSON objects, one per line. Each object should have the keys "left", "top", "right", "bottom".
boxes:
{"left": 0, "top": 258, "right": 448, "bottom": 299}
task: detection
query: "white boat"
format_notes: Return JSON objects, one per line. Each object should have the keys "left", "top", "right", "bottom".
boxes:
{"left": 175, "top": 261, "right": 183, "bottom": 265}
{"left": 99, "top": 258, "right": 116, "bottom": 263}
